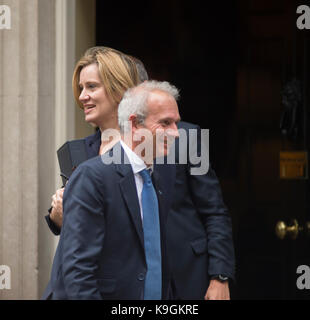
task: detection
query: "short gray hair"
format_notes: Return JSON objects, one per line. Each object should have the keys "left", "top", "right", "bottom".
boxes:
{"left": 118, "top": 80, "right": 180, "bottom": 133}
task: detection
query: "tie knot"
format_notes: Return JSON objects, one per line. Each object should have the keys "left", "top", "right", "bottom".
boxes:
{"left": 139, "top": 168, "right": 152, "bottom": 184}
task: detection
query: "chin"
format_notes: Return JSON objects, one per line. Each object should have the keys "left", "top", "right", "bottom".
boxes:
{"left": 85, "top": 116, "right": 98, "bottom": 127}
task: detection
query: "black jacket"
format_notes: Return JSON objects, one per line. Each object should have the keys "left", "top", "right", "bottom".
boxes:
{"left": 43, "top": 144, "right": 173, "bottom": 299}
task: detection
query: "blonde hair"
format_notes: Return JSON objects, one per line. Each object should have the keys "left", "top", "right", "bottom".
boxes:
{"left": 72, "top": 46, "right": 140, "bottom": 109}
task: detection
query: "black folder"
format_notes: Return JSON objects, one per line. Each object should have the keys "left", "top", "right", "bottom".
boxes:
{"left": 57, "top": 139, "right": 88, "bottom": 185}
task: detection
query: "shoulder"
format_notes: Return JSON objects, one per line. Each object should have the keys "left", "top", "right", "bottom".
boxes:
{"left": 64, "top": 155, "right": 120, "bottom": 203}
{"left": 69, "top": 155, "right": 112, "bottom": 185}
{"left": 84, "top": 129, "right": 101, "bottom": 144}
{"left": 177, "top": 121, "right": 200, "bottom": 131}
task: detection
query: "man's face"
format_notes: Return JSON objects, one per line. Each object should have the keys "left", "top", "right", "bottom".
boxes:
{"left": 138, "top": 90, "right": 181, "bottom": 159}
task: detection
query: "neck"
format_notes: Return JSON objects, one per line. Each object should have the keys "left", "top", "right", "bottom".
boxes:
{"left": 98, "top": 124, "right": 121, "bottom": 155}
{"left": 122, "top": 133, "right": 154, "bottom": 167}
{"left": 99, "top": 122, "right": 120, "bottom": 133}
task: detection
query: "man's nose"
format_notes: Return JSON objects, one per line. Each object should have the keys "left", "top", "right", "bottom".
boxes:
{"left": 170, "top": 123, "right": 179, "bottom": 138}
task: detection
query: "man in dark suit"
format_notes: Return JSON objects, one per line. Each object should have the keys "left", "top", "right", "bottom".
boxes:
{"left": 45, "top": 57, "right": 235, "bottom": 300}
{"left": 46, "top": 121, "right": 235, "bottom": 300}
{"left": 43, "top": 80, "right": 181, "bottom": 299}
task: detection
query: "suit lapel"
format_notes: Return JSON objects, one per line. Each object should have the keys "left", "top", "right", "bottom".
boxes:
{"left": 112, "top": 144, "right": 144, "bottom": 249}
{"left": 154, "top": 163, "right": 176, "bottom": 220}
{"left": 152, "top": 165, "right": 171, "bottom": 299}
{"left": 152, "top": 169, "right": 168, "bottom": 224}
{"left": 119, "top": 173, "right": 144, "bottom": 248}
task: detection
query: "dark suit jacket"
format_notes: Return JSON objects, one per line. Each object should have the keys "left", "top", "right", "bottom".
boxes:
{"left": 45, "top": 122, "right": 235, "bottom": 300}
{"left": 43, "top": 143, "right": 173, "bottom": 300}
{"left": 164, "top": 121, "right": 235, "bottom": 299}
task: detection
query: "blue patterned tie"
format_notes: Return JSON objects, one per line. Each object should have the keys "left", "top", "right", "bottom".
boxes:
{"left": 139, "top": 168, "right": 162, "bottom": 300}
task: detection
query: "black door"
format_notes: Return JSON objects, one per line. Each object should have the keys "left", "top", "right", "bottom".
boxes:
{"left": 96, "top": 0, "right": 310, "bottom": 299}
{"left": 232, "top": 0, "right": 310, "bottom": 299}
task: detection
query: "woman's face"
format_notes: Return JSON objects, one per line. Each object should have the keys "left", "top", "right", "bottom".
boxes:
{"left": 79, "top": 63, "right": 118, "bottom": 129}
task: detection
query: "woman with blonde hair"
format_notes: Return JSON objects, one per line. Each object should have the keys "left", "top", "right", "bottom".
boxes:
{"left": 46, "top": 46, "right": 141, "bottom": 231}
{"left": 73, "top": 46, "right": 139, "bottom": 131}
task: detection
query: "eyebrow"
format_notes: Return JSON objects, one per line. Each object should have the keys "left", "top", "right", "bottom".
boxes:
{"left": 79, "top": 80, "right": 101, "bottom": 87}
{"left": 160, "top": 117, "right": 182, "bottom": 123}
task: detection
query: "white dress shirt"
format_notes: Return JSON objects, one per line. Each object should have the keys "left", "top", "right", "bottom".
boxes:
{"left": 120, "top": 140, "right": 153, "bottom": 221}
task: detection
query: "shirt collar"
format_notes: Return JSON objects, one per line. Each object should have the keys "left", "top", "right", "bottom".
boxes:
{"left": 120, "top": 140, "right": 152, "bottom": 174}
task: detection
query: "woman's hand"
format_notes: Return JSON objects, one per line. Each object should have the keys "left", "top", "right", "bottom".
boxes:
{"left": 50, "top": 188, "right": 64, "bottom": 228}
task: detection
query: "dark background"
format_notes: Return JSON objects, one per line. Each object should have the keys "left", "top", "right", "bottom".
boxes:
{"left": 96, "top": 0, "right": 310, "bottom": 299}
{"left": 96, "top": 1, "right": 237, "bottom": 173}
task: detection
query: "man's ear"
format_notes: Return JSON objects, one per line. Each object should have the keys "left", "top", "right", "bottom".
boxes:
{"left": 129, "top": 114, "right": 139, "bottom": 131}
